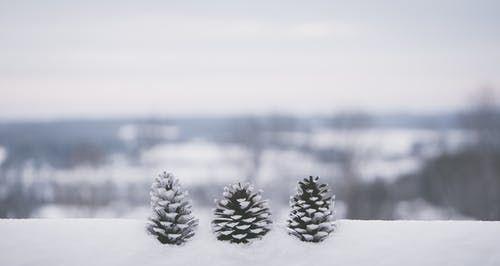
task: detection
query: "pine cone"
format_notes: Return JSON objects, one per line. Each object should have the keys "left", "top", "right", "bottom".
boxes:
{"left": 287, "top": 176, "right": 335, "bottom": 242}
{"left": 147, "top": 172, "right": 198, "bottom": 245}
{"left": 212, "top": 183, "right": 272, "bottom": 244}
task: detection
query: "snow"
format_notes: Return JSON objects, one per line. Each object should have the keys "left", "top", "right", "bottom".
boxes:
{"left": 141, "top": 140, "right": 249, "bottom": 185}
{"left": 118, "top": 124, "right": 180, "bottom": 142}
{"left": 277, "top": 128, "right": 473, "bottom": 182}
{"left": 308, "top": 128, "right": 471, "bottom": 157}
{"left": 1, "top": 218, "right": 499, "bottom": 266}
{"left": 8, "top": 141, "right": 248, "bottom": 186}
{"left": 2, "top": 128, "right": 475, "bottom": 191}
{"left": 394, "top": 199, "right": 471, "bottom": 220}
{"left": 359, "top": 157, "right": 420, "bottom": 182}
{"left": 257, "top": 149, "right": 333, "bottom": 185}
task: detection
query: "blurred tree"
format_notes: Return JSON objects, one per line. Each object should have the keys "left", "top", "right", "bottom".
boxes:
{"left": 228, "top": 117, "right": 265, "bottom": 184}
{"left": 419, "top": 87, "right": 500, "bottom": 220}
{"left": 460, "top": 87, "right": 500, "bottom": 150}
{"left": 326, "top": 112, "right": 374, "bottom": 219}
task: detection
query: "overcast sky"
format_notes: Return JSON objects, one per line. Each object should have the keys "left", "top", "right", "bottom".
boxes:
{"left": 1, "top": 0, "right": 499, "bottom": 119}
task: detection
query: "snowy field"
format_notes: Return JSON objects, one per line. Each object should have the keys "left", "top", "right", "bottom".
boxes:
{"left": 1, "top": 219, "right": 499, "bottom": 266}
{"left": 6, "top": 128, "right": 470, "bottom": 186}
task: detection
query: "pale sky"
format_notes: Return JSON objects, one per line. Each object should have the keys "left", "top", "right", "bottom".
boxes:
{"left": 1, "top": 0, "right": 499, "bottom": 119}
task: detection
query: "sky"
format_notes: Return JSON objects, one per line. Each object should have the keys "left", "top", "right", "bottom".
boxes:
{"left": 1, "top": 0, "right": 499, "bottom": 119}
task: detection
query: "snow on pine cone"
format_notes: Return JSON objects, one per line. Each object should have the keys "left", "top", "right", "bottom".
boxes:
{"left": 287, "top": 176, "right": 335, "bottom": 242}
{"left": 147, "top": 172, "right": 198, "bottom": 245}
{"left": 212, "top": 183, "right": 272, "bottom": 244}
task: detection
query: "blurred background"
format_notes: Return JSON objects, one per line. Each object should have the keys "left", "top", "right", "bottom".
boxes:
{"left": 1, "top": 0, "right": 499, "bottom": 220}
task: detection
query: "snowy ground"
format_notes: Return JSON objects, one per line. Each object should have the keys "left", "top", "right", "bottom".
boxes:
{"left": 4, "top": 128, "right": 471, "bottom": 188}
{"left": 1, "top": 219, "right": 498, "bottom": 266}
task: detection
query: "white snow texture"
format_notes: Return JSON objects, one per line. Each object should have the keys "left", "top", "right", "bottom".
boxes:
{"left": 0, "top": 219, "right": 499, "bottom": 266}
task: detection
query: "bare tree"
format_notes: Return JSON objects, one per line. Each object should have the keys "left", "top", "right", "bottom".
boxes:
{"left": 461, "top": 87, "right": 500, "bottom": 150}
{"left": 419, "top": 87, "right": 500, "bottom": 220}
{"left": 326, "top": 112, "right": 374, "bottom": 218}
{"left": 227, "top": 117, "right": 266, "bottom": 184}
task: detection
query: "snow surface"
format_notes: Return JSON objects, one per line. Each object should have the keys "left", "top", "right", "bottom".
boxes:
{"left": 1, "top": 219, "right": 499, "bottom": 266}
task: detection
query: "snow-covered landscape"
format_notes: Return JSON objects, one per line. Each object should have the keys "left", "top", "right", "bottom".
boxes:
{"left": 2, "top": 1, "right": 500, "bottom": 265}
{"left": 5, "top": 126, "right": 470, "bottom": 186}
{"left": 1, "top": 218, "right": 499, "bottom": 266}
{"left": 0, "top": 123, "right": 475, "bottom": 220}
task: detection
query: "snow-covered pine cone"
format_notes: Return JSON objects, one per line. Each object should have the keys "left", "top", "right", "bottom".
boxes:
{"left": 147, "top": 172, "right": 198, "bottom": 245}
{"left": 212, "top": 183, "right": 272, "bottom": 244}
{"left": 287, "top": 176, "right": 335, "bottom": 242}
